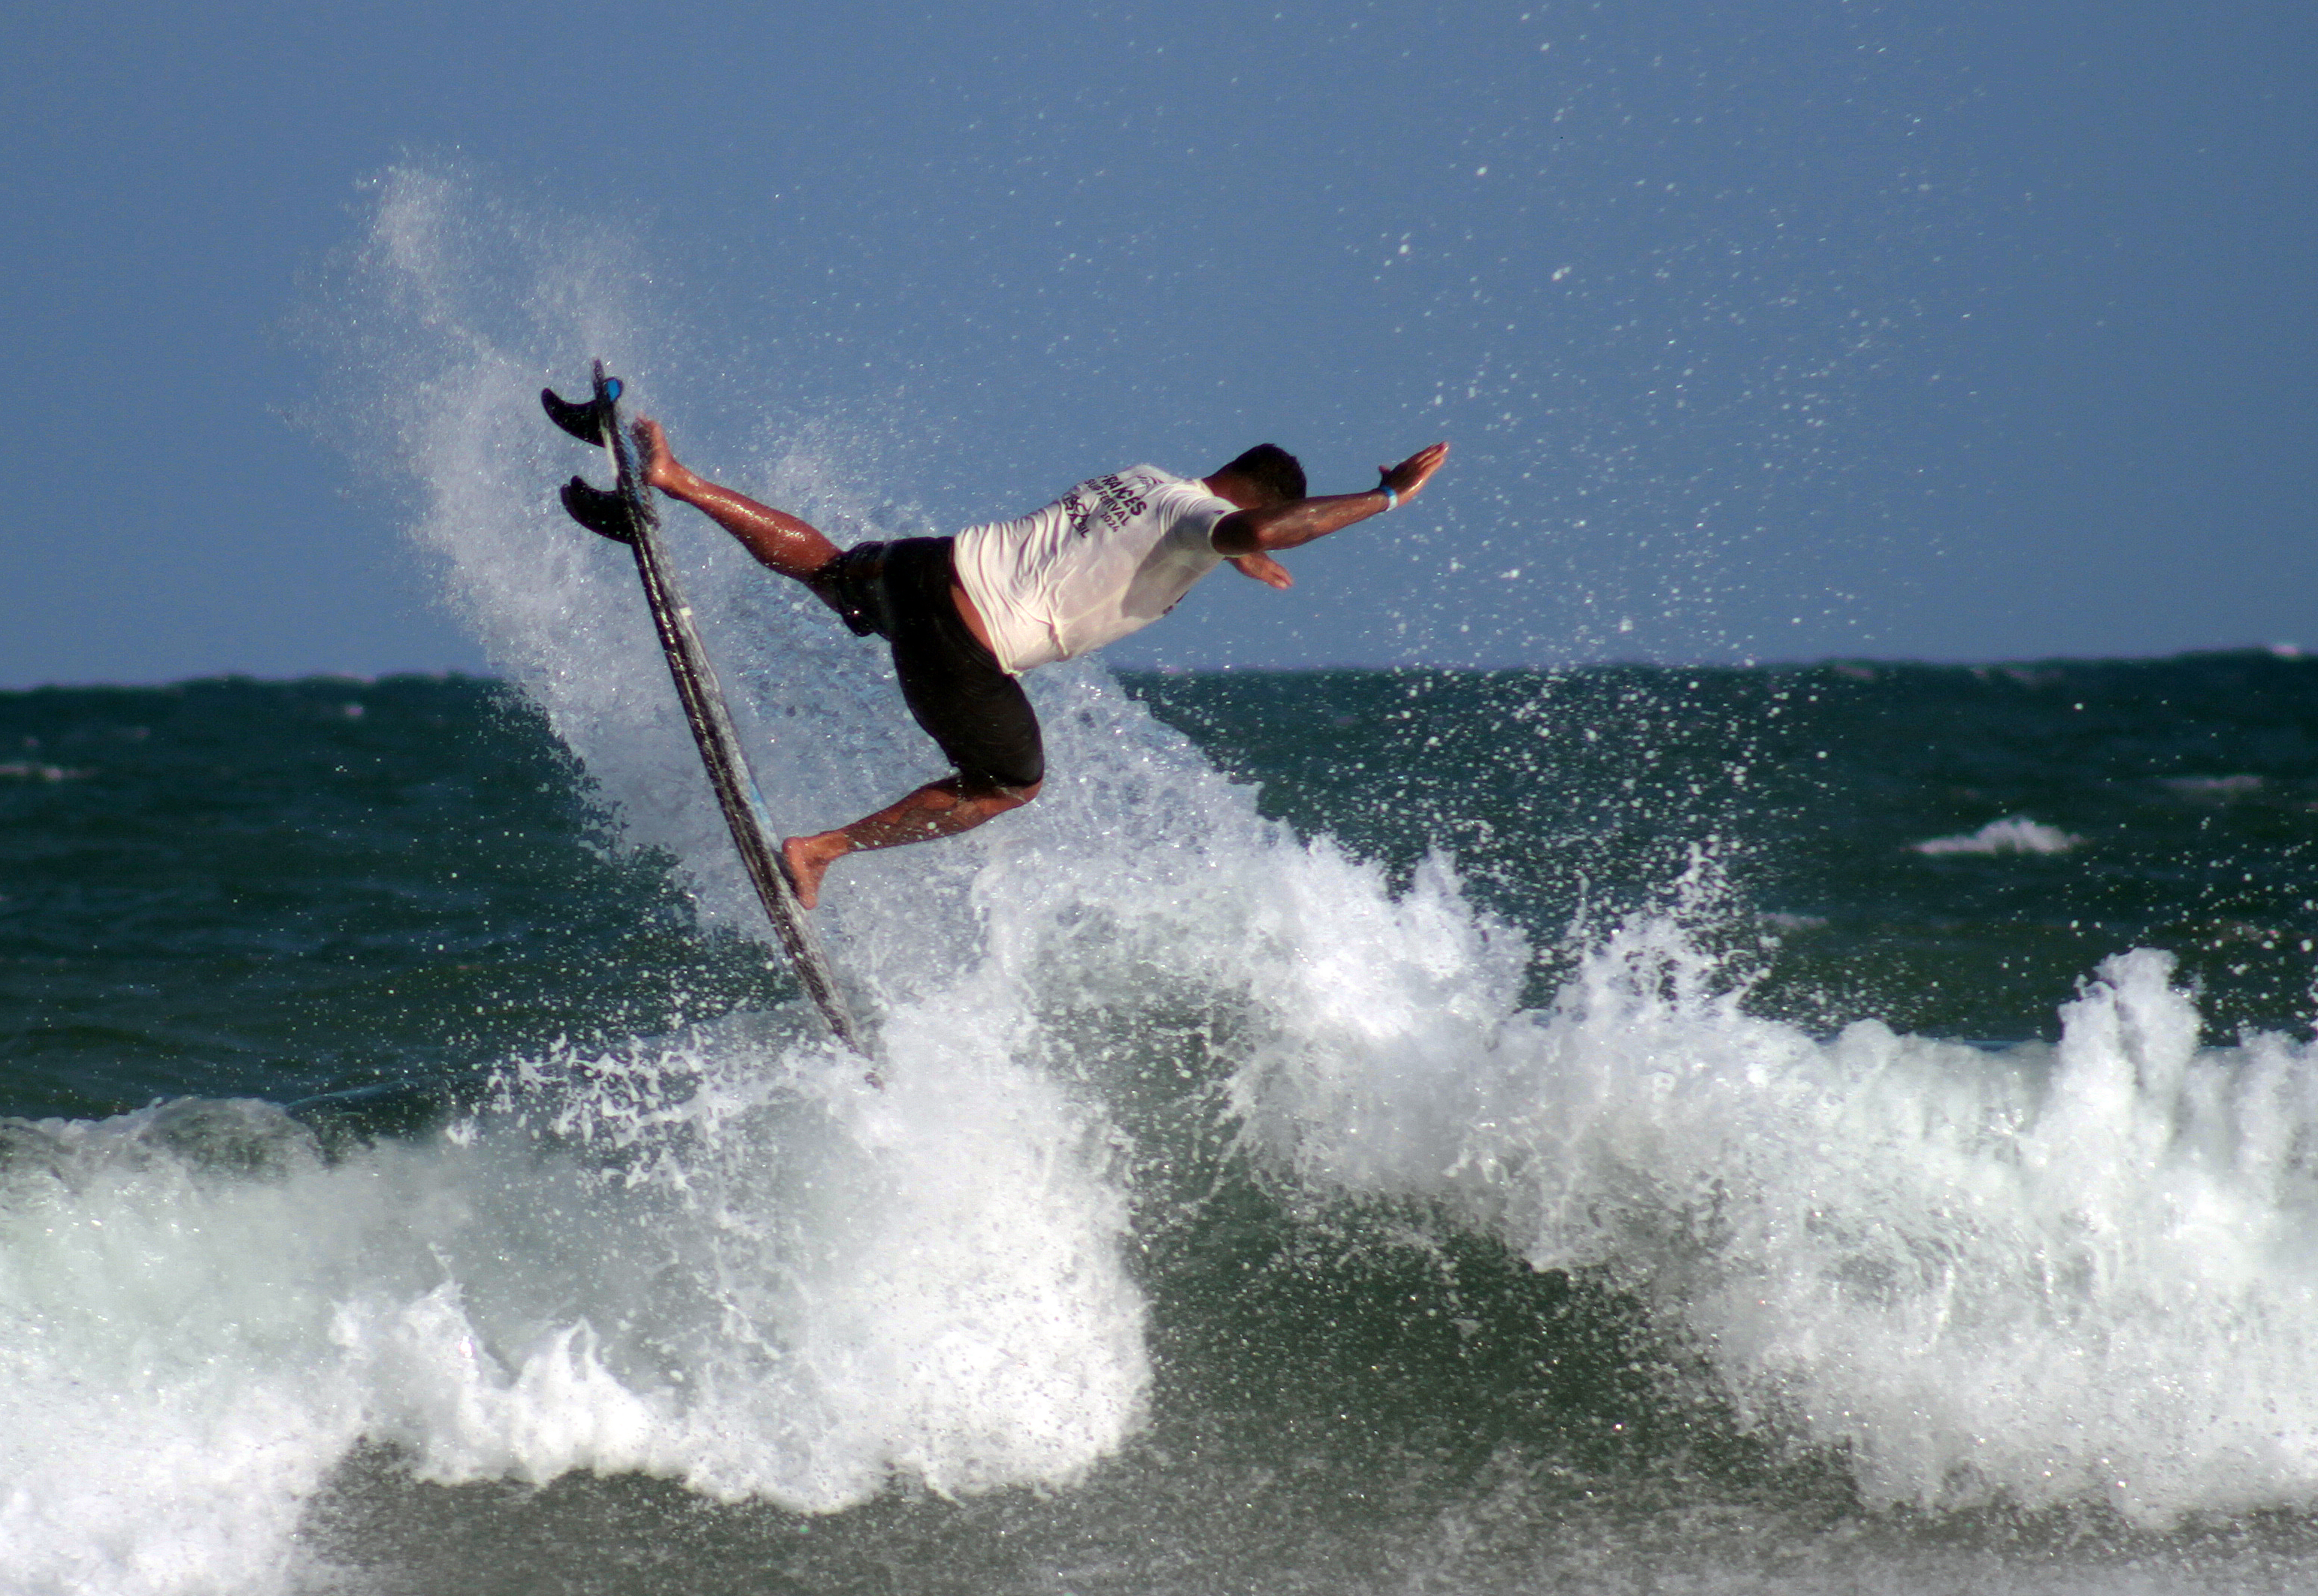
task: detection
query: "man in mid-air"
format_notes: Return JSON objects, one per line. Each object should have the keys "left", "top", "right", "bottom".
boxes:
{"left": 633, "top": 419, "right": 1448, "bottom": 908}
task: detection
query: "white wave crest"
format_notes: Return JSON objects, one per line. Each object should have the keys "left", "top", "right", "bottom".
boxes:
{"left": 1232, "top": 902, "right": 2318, "bottom": 1526}
{"left": 0, "top": 1030, "right": 1143, "bottom": 1595}
{"left": 1911, "top": 816, "right": 2082, "bottom": 855}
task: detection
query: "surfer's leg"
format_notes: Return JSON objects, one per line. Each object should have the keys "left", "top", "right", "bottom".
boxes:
{"left": 782, "top": 775, "right": 1041, "bottom": 909}
{"left": 632, "top": 417, "right": 843, "bottom": 583}
{"left": 785, "top": 667, "right": 1045, "bottom": 906}
{"left": 783, "top": 537, "right": 1046, "bottom": 908}
{"left": 781, "top": 680, "right": 1044, "bottom": 906}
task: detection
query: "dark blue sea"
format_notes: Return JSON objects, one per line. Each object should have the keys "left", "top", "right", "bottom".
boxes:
{"left": 8, "top": 646, "right": 2318, "bottom": 1595}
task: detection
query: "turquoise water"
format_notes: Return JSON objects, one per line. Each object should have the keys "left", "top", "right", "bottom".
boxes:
{"left": 8, "top": 654, "right": 2318, "bottom": 1595}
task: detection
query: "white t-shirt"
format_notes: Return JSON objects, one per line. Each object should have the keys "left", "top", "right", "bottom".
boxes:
{"left": 951, "top": 466, "right": 1236, "bottom": 674}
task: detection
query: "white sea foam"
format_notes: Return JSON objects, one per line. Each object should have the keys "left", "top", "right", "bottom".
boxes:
{"left": 1911, "top": 815, "right": 2082, "bottom": 855}
{"left": 1230, "top": 899, "right": 2318, "bottom": 1525}
{"left": 0, "top": 1032, "right": 1142, "bottom": 1595}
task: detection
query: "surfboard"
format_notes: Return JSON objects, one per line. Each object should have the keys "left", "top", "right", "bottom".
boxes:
{"left": 543, "top": 363, "right": 874, "bottom": 1076}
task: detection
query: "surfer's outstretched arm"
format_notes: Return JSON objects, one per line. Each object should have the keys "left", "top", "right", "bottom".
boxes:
{"left": 1210, "top": 441, "right": 1450, "bottom": 559}
{"left": 631, "top": 418, "right": 842, "bottom": 582}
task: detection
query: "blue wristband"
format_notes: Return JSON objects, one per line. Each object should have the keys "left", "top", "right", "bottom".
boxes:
{"left": 1379, "top": 485, "right": 1400, "bottom": 511}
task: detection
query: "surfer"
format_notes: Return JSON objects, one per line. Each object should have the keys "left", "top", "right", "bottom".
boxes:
{"left": 631, "top": 419, "right": 1449, "bottom": 908}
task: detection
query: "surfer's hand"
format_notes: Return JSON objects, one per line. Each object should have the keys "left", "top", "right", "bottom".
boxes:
{"left": 1381, "top": 441, "right": 1450, "bottom": 502}
{"left": 1230, "top": 552, "right": 1294, "bottom": 590}
{"left": 631, "top": 417, "right": 688, "bottom": 493}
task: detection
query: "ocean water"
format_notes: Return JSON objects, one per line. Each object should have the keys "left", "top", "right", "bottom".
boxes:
{"left": 10, "top": 658, "right": 2318, "bottom": 1596}
{"left": 12, "top": 173, "right": 2318, "bottom": 1594}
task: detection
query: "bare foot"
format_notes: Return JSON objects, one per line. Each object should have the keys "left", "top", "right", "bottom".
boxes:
{"left": 780, "top": 833, "right": 841, "bottom": 911}
{"left": 631, "top": 416, "right": 686, "bottom": 493}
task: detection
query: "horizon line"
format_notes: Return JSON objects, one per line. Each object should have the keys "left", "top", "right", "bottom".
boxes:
{"left": 2, "top": 642, "right": 2306, "bottom": 695}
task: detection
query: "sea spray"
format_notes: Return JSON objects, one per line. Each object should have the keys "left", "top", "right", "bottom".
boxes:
{"left": 310, "top": 169, "right": 906, "bottom": 1023}
{"left": 349, "top": 1019, "right": 1146, "bottom": 1506}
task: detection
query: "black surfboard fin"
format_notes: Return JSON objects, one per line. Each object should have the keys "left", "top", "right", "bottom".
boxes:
{"left": 558, "top": 476, "right": 636, "bottom": 544}
{"left": 541, "top": 385, "right": 611, "bottom": 446}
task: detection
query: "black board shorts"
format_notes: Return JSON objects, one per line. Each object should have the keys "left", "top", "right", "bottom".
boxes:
{"left": 816, "top": 537, "right": 1045, "bottom": 791}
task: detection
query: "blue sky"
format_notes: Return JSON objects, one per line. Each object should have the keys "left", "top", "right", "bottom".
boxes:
{"left": 3, "top": 0, "right": 2312, "bottom": 684}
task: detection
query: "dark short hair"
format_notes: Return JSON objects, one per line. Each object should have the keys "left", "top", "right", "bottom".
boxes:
{"left": 1217, "top": 443, "right": 1306, "bottom": 505}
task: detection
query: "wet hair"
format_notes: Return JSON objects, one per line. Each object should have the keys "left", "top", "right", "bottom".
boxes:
{"left": 1216, "top": 443, "right": 1306, "bottom": 506}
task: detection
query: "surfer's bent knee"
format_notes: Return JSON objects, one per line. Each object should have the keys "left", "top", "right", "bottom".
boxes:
{"left": 966, "top": 776, "right": 1042, "bottom": 810}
